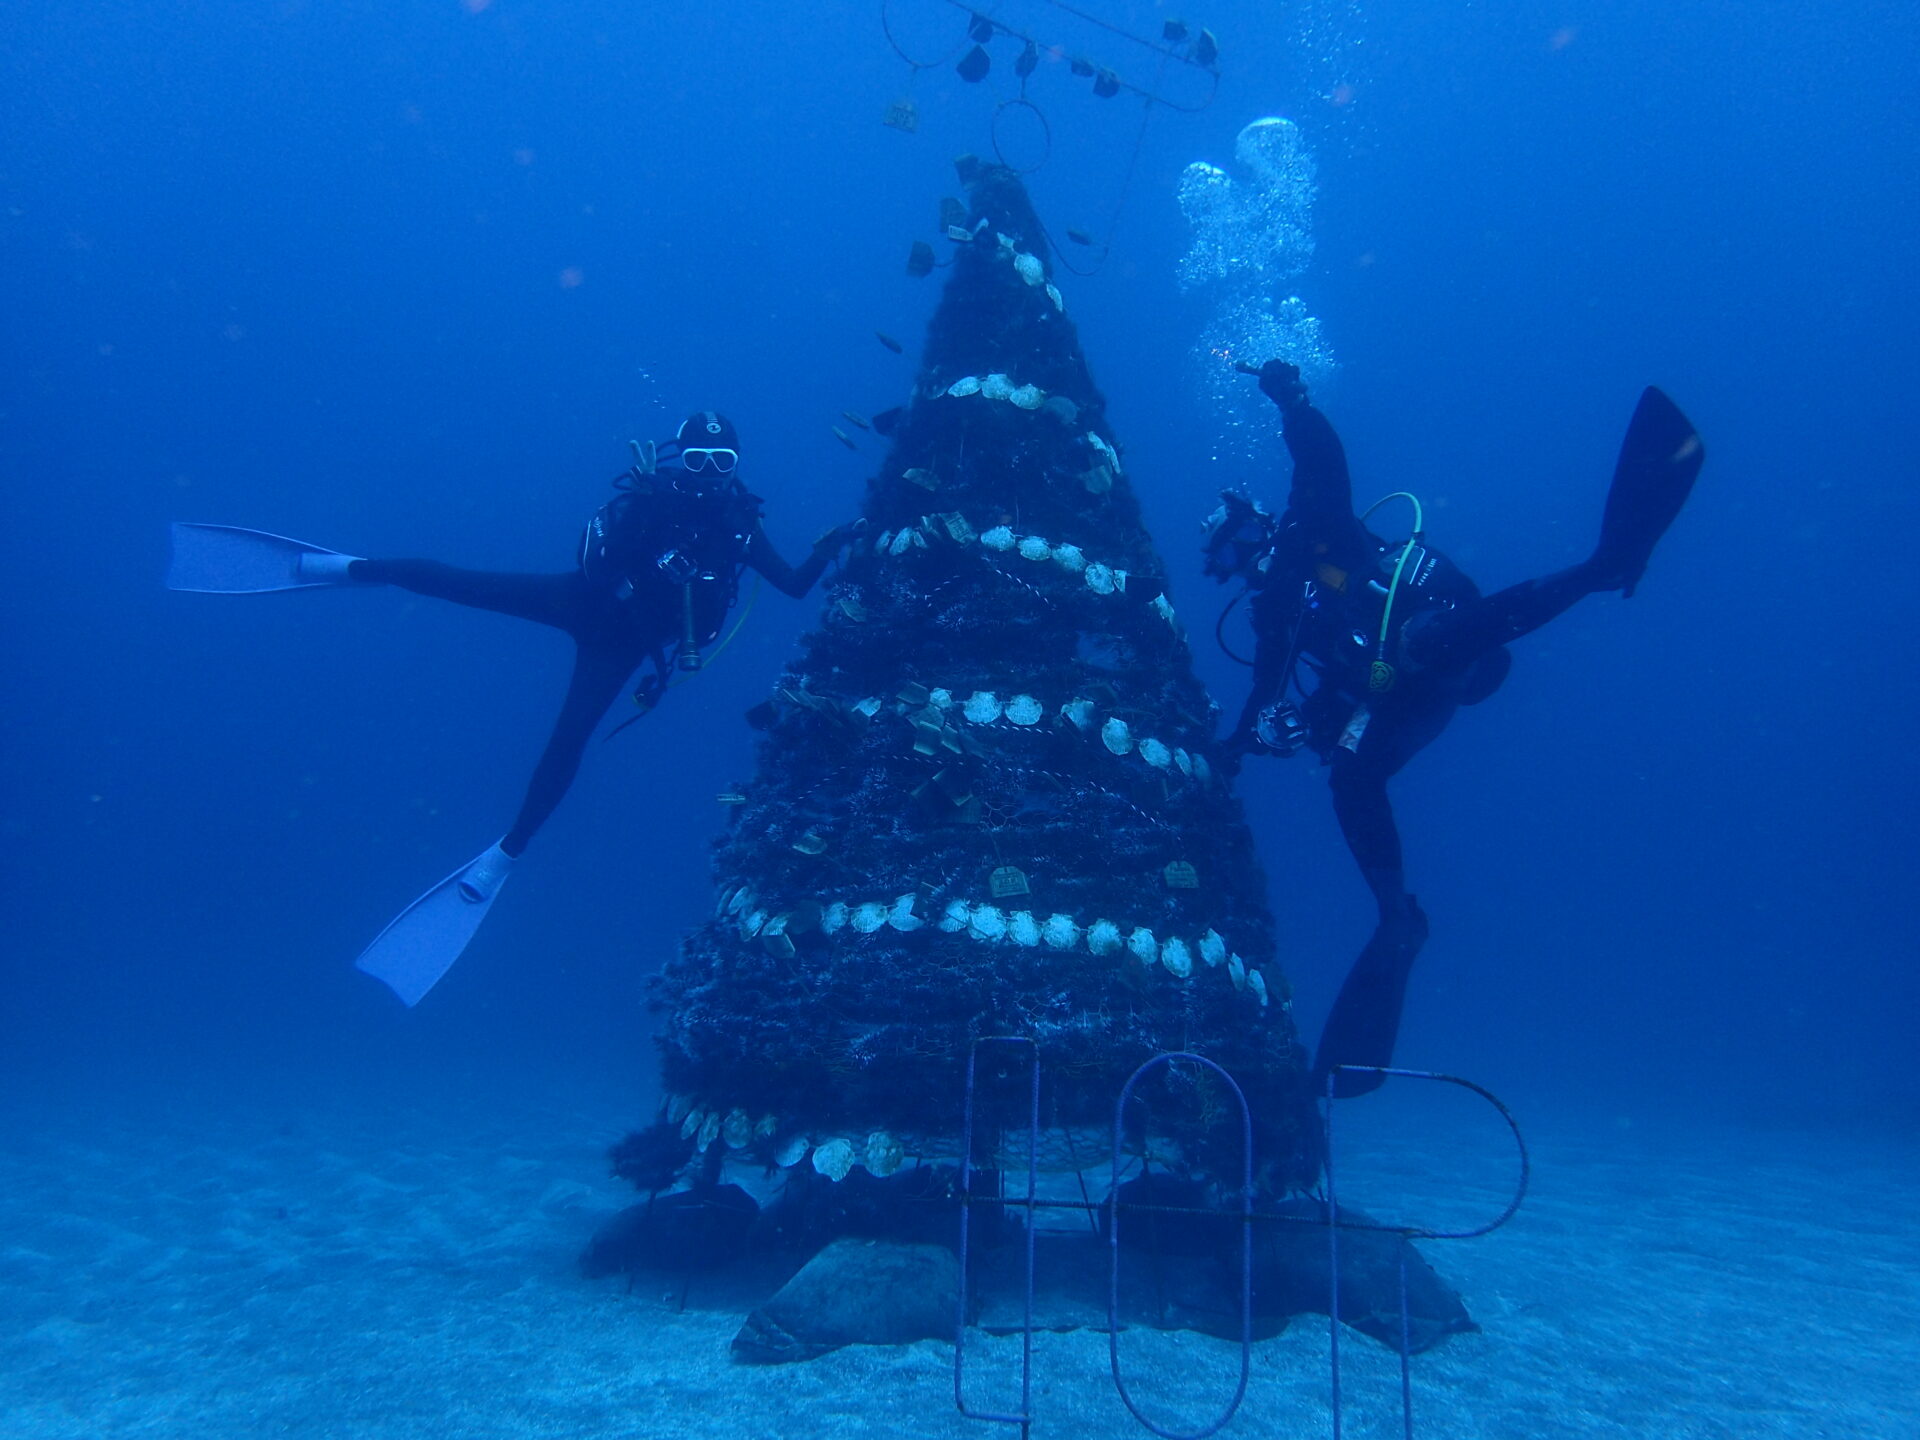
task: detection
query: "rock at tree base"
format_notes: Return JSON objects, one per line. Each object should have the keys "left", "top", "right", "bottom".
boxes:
{"left": 731, "top": 1238, "right": 959, "bottom": 1363}
{"left": 1253, "top": 1198, "right": 1478, "bottom": 1353}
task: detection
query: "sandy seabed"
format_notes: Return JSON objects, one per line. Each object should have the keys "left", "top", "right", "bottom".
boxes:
{"left": 2, "top": 1064, "right": 1913, "bottom": 1440}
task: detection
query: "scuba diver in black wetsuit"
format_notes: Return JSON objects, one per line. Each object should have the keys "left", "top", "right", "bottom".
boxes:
{"left": 169, "top": 411, "right": 863, "bottom": 1005}
{"left": 1205, "top": 361, "right": 1704, "bottom": 1097}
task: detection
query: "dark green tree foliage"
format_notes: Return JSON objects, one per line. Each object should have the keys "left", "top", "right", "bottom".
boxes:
{"left": 652, "top": 169, "right": 1313, "bottom": 1190}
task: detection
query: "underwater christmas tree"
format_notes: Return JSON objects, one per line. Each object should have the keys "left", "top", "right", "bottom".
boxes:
{"left": 650, "top": 166, "right": 1313, "bottom": 1195}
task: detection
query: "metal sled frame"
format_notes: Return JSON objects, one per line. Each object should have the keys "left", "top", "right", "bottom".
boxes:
{"left": 953, "top": 1042, "right": 1530, "bottom": 1440}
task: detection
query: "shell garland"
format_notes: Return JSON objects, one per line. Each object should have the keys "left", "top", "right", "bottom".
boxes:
{"left": 892, "top": 520, "right": 1178, "bottom": 629}
{"left": 877, "top": 679, "right": 1213, "bottom": 788}
{"left": 717, "top": 885, "right": 1267, "bottom": 1010}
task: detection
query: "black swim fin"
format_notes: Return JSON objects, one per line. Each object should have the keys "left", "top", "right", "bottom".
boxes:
{"left": 1312, "top": 900, "right": 1429, "bottom": 1100}
{"left": 1592, "top": 387, "right": 1704, "bottom": 598}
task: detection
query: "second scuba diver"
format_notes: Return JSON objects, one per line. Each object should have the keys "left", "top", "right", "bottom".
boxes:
{"left": 1206, "top": 361, "right": 1704, "bottom": 1096}
{"left": 169, "top": 411, "right": 862, "bottom": 1005}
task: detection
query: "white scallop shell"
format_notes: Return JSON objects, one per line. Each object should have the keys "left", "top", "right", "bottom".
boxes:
{"left": 1013, "top": 251, "right": 1045, "bottom": 286}
{"left": 697, "top": 1110, "right": 723, "bottom": 1152}
{"left": 1042, "top": 913, "right": 1081, "bottom": 949}
{"left": 820, "top": 902, "right": 848, "bottom": 935}
{"left": 1199, "top": 930, "right": 1227, "bottom": 967}
{"left": 964, "top": 691, "right": 1003, "bottom": 723}
{"left": 865, "top": 1131, "right": 905, "bottom": 1178}
{"left": 889, "top": 527, "right": 918, "bottom": 557}
{"left": 1101, "top": 717, "right": 1133, "bottom": 755}
{"left": 947, "top": 375, "right": 982, "bottom": 398}
{"left": 1084, "top": 563, "right": 1117, "bottom": 595}
{"left": 1192, "top": 753, "right": 1213, "bottom": 786}
{"left": 940, "top": 899, "right": 973, "bottom": 933}
{"left": 1152, "top": 594, "right": 1177, "bottom": 625}
{"left": 1228, "top": 953, "right": 1247, "bottom": 989}
{"left": 1174, "top": 748, "right": 1194, "bottom": 777}
{"left": 929, "top": 688, "right": 954, "bottom": 709}
{"left": 1248, "top": 969, "right": 1270, "bottom": 1008}
{"left": 1009, "top": 384, "right": 1045, "bottom": 410}
{"left": 722, "top": 1108, "right": 753, "bottom": 1149}
{"left": 1005, "top": 694, "right": 1043, "bottom": 725}
{"left": 753, "top": 1113, "right": 779, "bottom": 1139}
{"left": 887, "top": 894, "right": 923, "bottom": 931}
{"left": 1051, "top": 543, "right": 1087, "bottom": 572}
{"left": 969, "top": 905, "right": 1007, "bottom": 941}
{"left": 1086, "top": 920, "right": 1123, "bottom": 956}
{"left": 851, "top": 902, "right": 889, "bottom": 934}
{"left": 1087, "top": 432, "right": 1121, "bottom": 473}
{"left": 980, "top": 526, "right": 1016, "bottom": 552}
{"left": 1128, "top": 928, "right": 1159, "bottom": 965}
{"left": 812, "top": 1138, "right": 856, "bottom": 1181}
{"left": 981, "top": 373, "right": 1015, "bottom": 401}
{"left": 1160, "top": 938, "right": 1194, "bottom": 979}
{"left": 1061, "top": 698, "right": 1096, "bottom": 730}
{"left": 1017, "top": 534, "right": 1053, "bottom": 561}
{"left": 680, "top": 1107, "right": 705, "bottom": 1140}
{"left": 1045, "top": 282, "right": 1064, "bottom": 312}
{"left": 741, "top": 909, "right": 767, "bottom": 937}
{"left": 1008, "top": 911, "right": 1042, "bottom": 947}
{"left": 1139, "top": 737, "right": 1173, "bottom": 769}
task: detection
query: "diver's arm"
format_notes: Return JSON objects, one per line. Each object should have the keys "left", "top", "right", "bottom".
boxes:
{"left": 1253, "top": 360, "right": 1367, "bottom": 561}
{"left": 1280, "top": 402, "right": 1355, "bottom": 522}
{"left": 745, "top": 519, "right": 862, "bottom": 598}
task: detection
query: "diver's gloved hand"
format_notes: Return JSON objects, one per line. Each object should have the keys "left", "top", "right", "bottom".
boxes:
{"left": 1256, "top": 359, "right": 1309, "bottom": 413}
{"left": 817, "top": 518, "right": 869, "bottom": 553}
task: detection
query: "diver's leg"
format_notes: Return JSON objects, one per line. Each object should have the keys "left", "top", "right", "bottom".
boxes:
{"left": 1402, "top": 565, "right": 1599, "bottom": 672}
{"left": 1315, "top": 712, "right": 1450, "bottom": 1096}
{"left": 350, "top": 560, "right": 592, "bottom": 632}
{"left": 1327, "top": 752, "right": 1417, "bottom": 926}
{"left": 501, "top": 636, "right": 646, "bottom": 856}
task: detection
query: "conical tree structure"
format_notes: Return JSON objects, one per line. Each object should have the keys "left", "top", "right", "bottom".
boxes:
{"left": 652, "top": 167, "right": 1313, "bottom": 1192}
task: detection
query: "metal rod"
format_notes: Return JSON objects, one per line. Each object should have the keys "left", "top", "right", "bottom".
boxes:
{"left": 1325, "top": 1068, "right": 1345, "bottom": 1440}
{"left": 1107, "top": 1053, "right": 1252, "bottom": 1440}
{"left": 1323, "top": 1063, "right": 1533, "bottom": 1440}
{"left": 954, "top": 1037, "right": 1041, "bottom": 1439}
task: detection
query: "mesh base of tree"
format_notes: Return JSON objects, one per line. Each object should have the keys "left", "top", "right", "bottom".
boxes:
{"left": 650, "top": 166, "right": 1316, "bottom": 1199}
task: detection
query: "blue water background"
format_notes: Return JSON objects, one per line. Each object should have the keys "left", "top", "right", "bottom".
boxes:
{"left": 4, "top": 0, "right": 1915, "bottom": 1136}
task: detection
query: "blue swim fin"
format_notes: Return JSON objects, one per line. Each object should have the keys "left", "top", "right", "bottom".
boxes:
{"left": 1591, "top": 388, "right": 1704, "bottom": 598}
{"left": 1312, "top": 901, "right": 1429, "bottom": 1099}
{"left": 167, "top": 523, "right": 360, "bottom": 593}
{"left": 354, "top": 841, "right": 514, "bottom": 1006}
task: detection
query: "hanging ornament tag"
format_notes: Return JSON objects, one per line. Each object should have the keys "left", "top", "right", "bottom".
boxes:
{"left": 1162, "top": 861, "right": 1199, "bottom": 890}
{"left": 990, "top": 865, "right": 1031, "bottom": 898}
{"left": 884, "top": 98, "right": 918, "bottom": 133}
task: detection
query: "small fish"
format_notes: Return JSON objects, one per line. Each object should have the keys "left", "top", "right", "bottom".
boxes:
{"left": 1066, "top": 227, "right": 1093, "bottom": 246}
{"left": 832, "top": 426, "right": 857, "bottom": 450}
{"left": 875, "top": 331, "right": 903, "bottom": 353}
{"left": 841, "top": 411, "right": 870, "bottom": 430}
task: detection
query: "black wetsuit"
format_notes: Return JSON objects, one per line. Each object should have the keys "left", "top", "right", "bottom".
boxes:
{"left": 351, "top": 475, "right": 841, "bottom": 857}
{"left": 1231, "top": 397, "right": 1615, "bottom": 1090}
